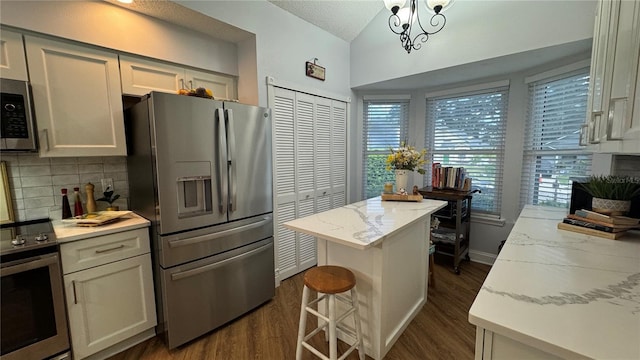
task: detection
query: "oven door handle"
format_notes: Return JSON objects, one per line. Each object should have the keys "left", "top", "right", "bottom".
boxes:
{"left": 167, "top": 217, "right": 270, "bottom": 248}
{"left": 170, "top": 242, "right": 271, "bottom": 281}
{"left": 0, "top": 253, "right": 58, "bottom": 277}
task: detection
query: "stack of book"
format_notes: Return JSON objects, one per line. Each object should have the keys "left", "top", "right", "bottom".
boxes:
{"left": 557, "top": 209, "right": 640, "bottom": 240}
{"left": 431, "top": 163, "right": 471, "bottom": 190}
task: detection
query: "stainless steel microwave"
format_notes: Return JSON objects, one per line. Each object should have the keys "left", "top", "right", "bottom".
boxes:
{"left": 1, "top": 78, "right": 37, "bottom": 152}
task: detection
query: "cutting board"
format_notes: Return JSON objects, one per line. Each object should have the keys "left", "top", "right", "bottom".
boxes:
{"left": 62, "top": 211, "right": 132, "bottom": 226}
{"left": 381, "top": 194, "right": 423, "bottom": 202}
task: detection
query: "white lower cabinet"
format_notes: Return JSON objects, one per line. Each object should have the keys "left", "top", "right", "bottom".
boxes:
{"left": 60, "top": 228, "right": 156, "bottom": 360}
{"left": 475, "top": 328, "right": 563, "bottom": 360}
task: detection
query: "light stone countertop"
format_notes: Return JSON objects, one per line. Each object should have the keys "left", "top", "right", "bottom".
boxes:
{"left": 53, "top": 212, "right": 150, "bottom": 243}
{"left": 469, "top": 205, "right": 640, "bottom": 359}
{"left": 284, "top": 196, "right": 448, "bottom": 250}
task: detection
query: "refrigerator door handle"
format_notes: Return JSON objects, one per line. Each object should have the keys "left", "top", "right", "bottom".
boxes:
{"left": 217, "top": 108, "right": 228, "bottom": 215}
{"left": 167, "top": 216, "right": 271, "bottom": 248}
{"left": 226, "top": 108, "right": 238, "bottom": 212}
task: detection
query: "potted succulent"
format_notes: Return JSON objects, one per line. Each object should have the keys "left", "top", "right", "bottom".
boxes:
{"left": 97, "top": 186, "right": 121, "bottom": 211}
{"left": 578, "top": 175, "right": 640, "bottom": 215}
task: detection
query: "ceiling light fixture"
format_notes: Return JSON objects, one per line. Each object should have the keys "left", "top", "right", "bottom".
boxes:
{"left": 384, "top": 0, "right": 452, "bottom": 54}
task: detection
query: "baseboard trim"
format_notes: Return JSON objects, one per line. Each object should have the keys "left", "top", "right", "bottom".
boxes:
{"left": 469, "top": 250, "right": 497, "bottom": 266}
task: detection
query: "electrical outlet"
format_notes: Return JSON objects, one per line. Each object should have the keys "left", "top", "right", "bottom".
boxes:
{"left": 101, "top": 178, "right": 114, "bottom": 193}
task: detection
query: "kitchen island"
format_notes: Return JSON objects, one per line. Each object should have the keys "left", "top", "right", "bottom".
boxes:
{"left": 469, "top": 205, "right": 640, "bottom": 360}
{"left": 284, "top": 196, "right": 447, "bottom": 360}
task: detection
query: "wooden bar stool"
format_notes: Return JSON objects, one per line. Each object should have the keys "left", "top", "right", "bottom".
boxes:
{"left": 296, "top": 265, "right": 365, "bottom": 360}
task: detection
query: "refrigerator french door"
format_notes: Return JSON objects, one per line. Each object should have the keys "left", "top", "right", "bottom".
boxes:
{"left": 126, "top": 92, "right": 274, "bottom": 349}
{"left": 148, "top": 93, "right": 270, "bottom": 234}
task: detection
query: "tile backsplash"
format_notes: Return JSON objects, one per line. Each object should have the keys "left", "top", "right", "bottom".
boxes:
{"left": 1, "top": 153, "right": 129, "bottom": 221}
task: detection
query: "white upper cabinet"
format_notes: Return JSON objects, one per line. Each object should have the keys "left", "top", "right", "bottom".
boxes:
{"left": 119, "top": 55, "right": 184, "bottom": 96}
{"left": 584, "top": 0, "right": 640, "bottom": 153}
{"left": 25, "top": 36, "right": 126, "bottom": 157}
{"left": 187, "top": 68, "right": 237, "bottom": 101}
{"left": 0, "top": 29, "right": 28, "bottom": 81}
{"left": 120, "top": 55, "right": 237, "bottom": 100}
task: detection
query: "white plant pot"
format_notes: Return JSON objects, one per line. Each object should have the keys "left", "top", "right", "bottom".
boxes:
{"left": 591, "top": 197, "right": 631, "bottom": 216}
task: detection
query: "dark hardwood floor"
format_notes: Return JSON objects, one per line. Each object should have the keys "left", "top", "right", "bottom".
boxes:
{"left": 108, "top": 259, "right": 491, "bottom": 360}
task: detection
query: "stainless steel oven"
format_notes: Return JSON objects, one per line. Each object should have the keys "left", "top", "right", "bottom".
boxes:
{"left": 0, "top": 219, "right": 70, "bottom": 360}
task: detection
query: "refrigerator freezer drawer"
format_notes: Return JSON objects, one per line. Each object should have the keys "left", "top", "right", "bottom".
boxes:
{"left": 158, "top": 214, "right": 273, "bottom": 268}
{"left": 160, "top": 237, "right": 275, "bottom": 349}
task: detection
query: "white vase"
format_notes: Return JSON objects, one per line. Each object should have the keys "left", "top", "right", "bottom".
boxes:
{"left": 395, "top": 169, "right": 409, "bottom": 193}
{"left": 591, "top": 197, "right": 631, "bottom": 216}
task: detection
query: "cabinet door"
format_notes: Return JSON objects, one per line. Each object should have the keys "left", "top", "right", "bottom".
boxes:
{"left": 25, "top": 36, "right": 126, "bottom": 157}
{"left": 64, "top": 254, "right": 156, "bottom": 360}
{"left": 119, "top": 55, "right": 184, "bottom": 96}
{"left": 0, "top": 30, "right": 28, "bottom": 81}
{"left": 586, "top": 0, "right": 616, "bottom": 144}
{"left": 186, "top": 68, "right": 237, "bottom": 100}
{"left": 608, "top": 0, "right": 640, "bottom": 140}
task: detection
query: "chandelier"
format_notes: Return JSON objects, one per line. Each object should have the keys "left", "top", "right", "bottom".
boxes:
{"left": 384, "top": 0, "right": 452, "bottom": 54}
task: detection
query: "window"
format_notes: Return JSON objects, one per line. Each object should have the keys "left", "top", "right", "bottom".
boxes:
{"left": 362, "top": 99, "right": 409, "bottom": 199}
{"left": 425, "top": 86, "right": 509, "bottom": 214}
{"left": 521, "top": 70, "right": 591, "bottom": 209}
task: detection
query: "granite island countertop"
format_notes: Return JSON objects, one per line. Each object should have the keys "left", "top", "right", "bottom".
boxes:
{"left": 469, "top": 205, "right": 640, "bottom": 359}
{"left": 284, "top": 196, "right": 447, "bottom": 250}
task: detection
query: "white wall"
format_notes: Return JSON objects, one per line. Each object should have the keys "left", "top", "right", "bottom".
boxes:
{"left": 177, "top": 0, "right": 352, "bottom": 107}
{"left": 351, "top": 0, "right": 596, "bottom": 88}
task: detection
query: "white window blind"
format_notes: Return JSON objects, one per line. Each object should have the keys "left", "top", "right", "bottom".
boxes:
{"left": 521, "top": 70, "right": 592, "bottom": 209}
{"left": 425, "top": 86, "right": 509, "bottom": 214}
{"left": 362, "top": 100, "right": 409, "bottom": 199}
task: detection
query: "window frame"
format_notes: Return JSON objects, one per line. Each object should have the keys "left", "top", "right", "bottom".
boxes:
{"left": 520, "top": 67, "right": 592, "bottom": 210}
{"left": 424, "top": 81, "right": 510, "bottom": 215}
{"left": 361, "top": 97, "right": 410, "bottom": 199}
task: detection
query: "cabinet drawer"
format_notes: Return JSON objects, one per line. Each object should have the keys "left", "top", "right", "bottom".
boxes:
{"left": 60, "top": 228, "right": 150, "bottom": 274}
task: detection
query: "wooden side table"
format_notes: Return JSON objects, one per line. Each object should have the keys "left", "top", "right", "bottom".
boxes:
{"left": 419, "top": 187, "right": 476, "bottom": 274}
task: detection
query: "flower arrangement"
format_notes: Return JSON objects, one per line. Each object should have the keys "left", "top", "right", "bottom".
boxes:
{"left": 385, "top": 141, "right": 427, "bottom": 174}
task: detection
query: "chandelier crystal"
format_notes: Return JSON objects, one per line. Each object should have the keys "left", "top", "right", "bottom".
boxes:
{"left": 384, "top": 0, "right": 452, "bottom": 54}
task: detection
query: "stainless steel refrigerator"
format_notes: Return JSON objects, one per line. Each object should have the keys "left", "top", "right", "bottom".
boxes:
{"left": 126, "top": 92, "right": 274, "bottom": 349}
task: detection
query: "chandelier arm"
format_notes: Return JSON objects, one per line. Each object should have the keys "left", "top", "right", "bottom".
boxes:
{"left": 410, "top": 13, "right": 447, "bottom": 51}
{"left": 388, "top": 14, "right": 406, "bottom": 35}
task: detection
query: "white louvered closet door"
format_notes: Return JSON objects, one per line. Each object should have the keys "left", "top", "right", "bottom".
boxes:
{"left": 331, "top": 100, "right": 347, "bottom": 208}
{"left": 295, "top": 93, "right": 317, "bottom": 273}
{"left": 273, "top": 88, "right": 298, "bottom": 278}
{"left": 272, "top": 87, "right": 348, "bottom": 281}
{"left": 315, "top": 97, "right": 333, "bottom": 213}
